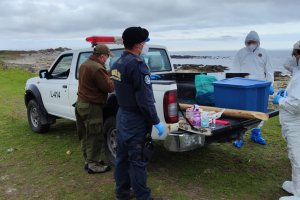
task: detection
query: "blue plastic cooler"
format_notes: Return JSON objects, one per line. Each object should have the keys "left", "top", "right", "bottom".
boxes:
{"left": 213, "top": 77, "right": 271, "bottom": 112}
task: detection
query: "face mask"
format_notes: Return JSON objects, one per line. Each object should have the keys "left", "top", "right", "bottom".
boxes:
{"left": 104, "top": 57, "right": 111, "bottom": 69}
{"left": 247, "top": 44, "right": 257, "bottom": 52}
{"left": 140, "top": 43, "right": 149, "bottom": 56}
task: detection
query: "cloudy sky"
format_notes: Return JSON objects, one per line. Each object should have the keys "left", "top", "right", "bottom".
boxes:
{"left": 0, "top": 0, "right": 299, "bottom": 51}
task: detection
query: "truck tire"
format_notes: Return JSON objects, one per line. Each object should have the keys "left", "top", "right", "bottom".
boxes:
{"left": 104, "top": 116, "right": 117, "bottom": 165}
{"left": 27, "top": 99, "right": 50, "bottom": 133}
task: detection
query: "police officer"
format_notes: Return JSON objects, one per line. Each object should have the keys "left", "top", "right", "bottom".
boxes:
{"left": 76, "top": 44, "right": 114, "bottom": 174}
{"left": 111, "top": 27, "right": 164, "bottom": 200}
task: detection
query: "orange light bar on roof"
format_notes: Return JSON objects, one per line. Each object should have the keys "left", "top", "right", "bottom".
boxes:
{"left": 86, "top": 36, "right": 123, "bottom": 45}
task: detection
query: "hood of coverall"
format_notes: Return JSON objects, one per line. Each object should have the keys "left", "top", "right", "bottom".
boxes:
{"left": 245, "top": 31, "right": 260, "bottom": 48}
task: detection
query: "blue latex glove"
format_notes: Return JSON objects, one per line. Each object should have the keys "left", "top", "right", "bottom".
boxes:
{"left": 269, "top": 85, "right": 274, "bottom": 95}
{"left": 273, "top": 95, "right": 282, "bottom": 104}
{"left": 150, "top": 74, "right": 161, "bottom": 80}
{"left": 154, "top": 122, "right": 164, "bottom": 137}
{"left": 277, "top": 88, "right": 288, "bottom": 97}
{"left": 277, "top": 88, "right": 285, "bottom": 96}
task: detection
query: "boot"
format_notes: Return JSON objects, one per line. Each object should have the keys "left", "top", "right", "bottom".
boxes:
{"left": 279, "top": 196, "right": 300, "bottom": 200}
{"left": 282, "top": 181, "right": 295, "bottom": 194}
{"left": 84, "top": 160, "right": 105, "bottom": 171}
{"left": 87, "top": 162, "right": 111, "bottom": 174}
{"left": 251, "top": 128, "right": 266, "bottom": 145}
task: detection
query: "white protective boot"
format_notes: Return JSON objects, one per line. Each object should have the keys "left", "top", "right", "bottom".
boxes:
{"left": 279, "top": 196, "right": 300, "bottom": 200}
{"left": 283, "top": 181, "right": 295, "bottom": 194}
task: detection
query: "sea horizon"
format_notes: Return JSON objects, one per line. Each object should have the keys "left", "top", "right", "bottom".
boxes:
{"left": 170, "top": 49, "right": 292, "bottom": 74}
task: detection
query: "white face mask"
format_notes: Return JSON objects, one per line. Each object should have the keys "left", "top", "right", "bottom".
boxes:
{"left": 247, "top": 44, "right": 258, "bottom": 52}
{"left": 140, "top": 43, "right": 149, "bottom": 56}
{"left": 105, "top": 57, "right": 111, "bottom": 69}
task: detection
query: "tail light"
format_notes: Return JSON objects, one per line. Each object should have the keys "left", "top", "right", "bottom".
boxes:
{"left": 163, "top": 90, "right": 178, "bottom": 123}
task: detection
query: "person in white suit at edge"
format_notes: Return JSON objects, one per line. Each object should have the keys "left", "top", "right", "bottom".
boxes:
{"left": 231, "top": 30, "right": 274, "bottom": 148}
{"left": 273, "top": 40, "right": 300, "bottom": 200}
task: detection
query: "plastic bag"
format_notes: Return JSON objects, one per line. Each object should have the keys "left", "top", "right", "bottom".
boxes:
{"left": 195, "top": 74, "right": 217, "bottom": 105}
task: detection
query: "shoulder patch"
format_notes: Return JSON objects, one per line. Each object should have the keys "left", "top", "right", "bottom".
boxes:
{"left": 144, "top": 75, "right": 151, "bottom": 85}
{"left": 111, "top": 69, "right": 121, "bottom": 81}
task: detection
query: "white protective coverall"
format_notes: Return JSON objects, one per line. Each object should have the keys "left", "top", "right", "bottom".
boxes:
{"left": 232, "top": 31, "right": 274, "bottom": 141}
{"left": 232, "top": 31, "right": 274, "bottom": 83}
{"left": 278, "top": 70, "right": 300, "bottom": 199}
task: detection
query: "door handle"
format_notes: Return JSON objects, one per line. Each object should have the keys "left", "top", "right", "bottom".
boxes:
{"left": 62, "top": 85, "right": 67, "bottom": 88}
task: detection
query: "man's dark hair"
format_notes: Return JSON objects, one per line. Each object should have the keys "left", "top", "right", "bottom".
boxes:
{"left": 293, "top": 49, "right": 300, "bottom": 56}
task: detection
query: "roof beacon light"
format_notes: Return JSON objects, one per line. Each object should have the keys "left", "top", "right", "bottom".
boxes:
{"left": 86, "top": 36, "right": 123, "bottom": 46}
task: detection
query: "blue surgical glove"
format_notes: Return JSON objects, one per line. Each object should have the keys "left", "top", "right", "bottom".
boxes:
{"left": 277, "top": 88, "right": 285, "bottom": 96}
{"left": 269, "top": 85, "right": 274, "bottom": 95}
{"left": 150, "top": 74, "right": 161, "bottom": 80}
{"left": 277, "top": 88, "right": 288, "bottom": 97}
{"left": 154, "top": 122, "right": 164, "bottom": 137}
{"left": 273, "top": 95, "right": 282, "bottom": 105}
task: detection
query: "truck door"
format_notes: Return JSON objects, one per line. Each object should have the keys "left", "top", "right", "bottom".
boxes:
{"left": 68, "top": 51, "right": 92, "bottom": 120}
{"left": 38, "top": 53, "right": 73, "bottom": 119}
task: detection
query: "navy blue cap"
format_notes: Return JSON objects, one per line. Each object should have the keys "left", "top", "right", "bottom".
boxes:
{"left": 122, "top": 27, "right": 149, "bottom": 45}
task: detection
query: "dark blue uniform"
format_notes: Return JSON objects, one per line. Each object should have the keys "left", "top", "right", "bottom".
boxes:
{"left": 111, "top": 51, "right": 160, "bottom": 200}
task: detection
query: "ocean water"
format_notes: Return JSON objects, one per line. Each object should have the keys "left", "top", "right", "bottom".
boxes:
{"left": 170, "top": 50, "right": 291, "bottom": 74}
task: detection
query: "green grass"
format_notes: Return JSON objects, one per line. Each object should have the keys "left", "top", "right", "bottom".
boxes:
{"left": 0, "top": 68, "right": 292, "bottom": 200}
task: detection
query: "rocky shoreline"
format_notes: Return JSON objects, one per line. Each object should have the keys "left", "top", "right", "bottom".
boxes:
{"left": 0, "top": 48, "right": 70, "bottom": 73}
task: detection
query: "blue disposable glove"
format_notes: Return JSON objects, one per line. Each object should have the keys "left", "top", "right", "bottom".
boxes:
{"left": 273, "top": 95, "right": 282, "bottom": 104}
{"left": 150, "top": 74, "right": 161, "bottom": 80}
{"left": 269, "top": 85, "right": 274, "bottom": 95}
{"left": 277, "top": 88, "right": 288, "bottom": 97}
{"left": 154, "top": 122, "right": 164, "bottom": 137}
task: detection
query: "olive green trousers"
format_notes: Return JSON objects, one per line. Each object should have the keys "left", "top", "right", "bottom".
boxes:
{"left": 75, "top": 100, "right": 103, "bottom": 163}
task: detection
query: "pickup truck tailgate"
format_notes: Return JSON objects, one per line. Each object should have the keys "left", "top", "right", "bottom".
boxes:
{"left": 164, "top": 109, "right": 278, "bottom": 152}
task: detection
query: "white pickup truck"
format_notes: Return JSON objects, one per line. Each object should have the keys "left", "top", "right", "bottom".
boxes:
{"left": 25, "top": 38, "right": 278, "bottom": 163}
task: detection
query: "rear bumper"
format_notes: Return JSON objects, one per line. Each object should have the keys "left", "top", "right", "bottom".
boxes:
{"left": 164, "top": 131, "right": 205, "bottom": 152}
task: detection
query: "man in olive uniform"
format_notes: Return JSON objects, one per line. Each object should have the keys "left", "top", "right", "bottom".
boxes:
{"left": 111, "top": 27, "right": 164, "bottom": 200}
{"left": 76, "top": 44, "right": 114, "bottom": 174}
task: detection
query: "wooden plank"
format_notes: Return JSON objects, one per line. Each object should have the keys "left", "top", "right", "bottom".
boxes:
{"left": 179, "top": 103, "right": 269, "bottom": 121}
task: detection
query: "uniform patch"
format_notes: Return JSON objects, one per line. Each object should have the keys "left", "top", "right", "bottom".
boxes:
{"left": 111, "top": 69, "right": 121, "bottom": 81}
{"left": 144, "top": 75, "right": 151, "bottom": 84}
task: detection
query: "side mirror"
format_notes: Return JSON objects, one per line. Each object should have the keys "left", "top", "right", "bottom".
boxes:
{"left": 39, "top": 69, "right": 49, "bottom": 79}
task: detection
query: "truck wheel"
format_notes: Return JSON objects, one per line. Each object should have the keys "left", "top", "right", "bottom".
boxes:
{"left": 27, "top": 99, "right": 50, "bottom": 133}
{"left": 104, "top": 117, "right": 117, "bottom": 165}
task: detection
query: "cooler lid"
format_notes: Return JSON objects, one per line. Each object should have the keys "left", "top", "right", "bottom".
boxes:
{"left": 213, "top": 77, "right": 271, "bottom": 88}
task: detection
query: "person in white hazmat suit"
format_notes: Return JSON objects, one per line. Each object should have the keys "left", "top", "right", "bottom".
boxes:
{"left": 231, "top": 30, "right": 274, "bottom": 148}
{"left": 273, "top": 40, "right": 300, "bottom": 200}
{"left": 284, "top": 40, "right": 300, "bottom": 76}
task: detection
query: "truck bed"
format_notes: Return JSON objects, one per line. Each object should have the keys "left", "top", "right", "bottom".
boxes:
{"left": 159, "top": 72, "right": 279, "bottom": 144}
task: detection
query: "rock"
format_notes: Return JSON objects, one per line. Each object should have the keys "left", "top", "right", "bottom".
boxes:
{"left": 0, "top": 48, "right": 71, "bottom": 73}
{"left": 175, "top": 64, "right": 229, "bottom": 73}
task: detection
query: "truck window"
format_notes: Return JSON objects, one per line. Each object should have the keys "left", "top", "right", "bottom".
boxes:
{"left": 76, "top": 52, "right": 92, "bottom": 79}
{"left": 145, "top": 48, "right": 172, "bottom": 72}
{"left": 76, "top": 47, "right": 172, "bottom": 79}
{"left": 108, "top": 48, "right": 172, "bottom": 72}
{"left": 49, "top": 54, "right": 73, "bottom": 79}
